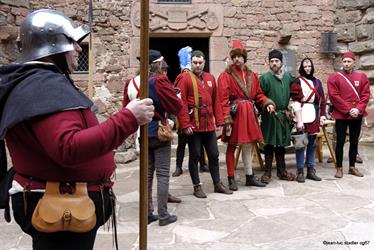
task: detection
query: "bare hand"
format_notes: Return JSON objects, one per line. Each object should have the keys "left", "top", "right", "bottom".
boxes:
{"left": 183, "top": 127, "right": 194, "bottom": 135}
{"left": 296, "top": 120, "right": 304, "bottom": 131}
{"left": 349, "top": 108, "right": 359, "bottom": 118}
{"left": 320, "top": 116, "right": 326, "bottom": 126}
{"left": 215, "top": 126, "right": 223, "bottom": 137}
{"left": 126, "top": 98, "right": 154, "bottom": 126}
{"left": 267, "top": 104, "right": 275, "bottom": 113}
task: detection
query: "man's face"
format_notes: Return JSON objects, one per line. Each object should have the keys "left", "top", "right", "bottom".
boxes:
{"left": 269, "top": 58, "right": 282, "bottom": 73}
{"left": 303, "top": 60, "right": 312, "bottom": 75}
{"left": 191, "top": 56, "right": 205, "bottom": 75}
{"left": 65, "top": 42, "right": 82, "bottom": 73}
{"left": 342, "top": 57, "right": 355, "bottom": 72}
{"left": 232, "top": 55, "right": 244, "bottom": 66}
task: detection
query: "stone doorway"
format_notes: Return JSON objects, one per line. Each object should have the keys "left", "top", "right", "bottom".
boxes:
{"left": 150, "top": 37, "right": 210, "bottom": 82}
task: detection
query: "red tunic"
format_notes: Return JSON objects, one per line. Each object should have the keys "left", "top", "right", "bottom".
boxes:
{"left": 6, "top": 108, "right": 138, "bottom": 190}
{"left": 217, "top": 65, "right": 273, "bottom": 144}
{"left": 327, "top": 70, "right": 370, "bottom": 120}
{"left": 175, "top": 71, "right": 224, "bottom": 132}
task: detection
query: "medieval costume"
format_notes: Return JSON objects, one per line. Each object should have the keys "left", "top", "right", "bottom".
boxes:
{"left": 218, "top": 40, "right": 274, "bottom": 190}
{"left": 327, "top": 51, "right": 370, "bottom": 178}
{"left": 259, "top": 49, "right": 295, "bottom": 183}
{"left": 290, "top": 58, "right": 326, "bottom": 182}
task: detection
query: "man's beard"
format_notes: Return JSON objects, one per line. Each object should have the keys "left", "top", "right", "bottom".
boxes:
{"left": 271, "top": 65, "right": 281, "bottom": 73}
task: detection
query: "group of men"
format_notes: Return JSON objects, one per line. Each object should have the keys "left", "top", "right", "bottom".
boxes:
{"left": 124, "top": 40, "right": 370, "bottom": 215}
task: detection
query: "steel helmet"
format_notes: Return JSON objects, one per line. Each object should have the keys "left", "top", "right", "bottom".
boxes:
{"left": 17, "top": 9, "right": 90, "bottom": 63}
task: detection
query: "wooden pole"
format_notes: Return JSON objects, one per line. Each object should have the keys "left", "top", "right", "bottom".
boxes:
{"left": 139, "top": 0, "right": 149, "bottom": 249}
{"left": 88, "top": 0, "right": 94, "bottom": 98}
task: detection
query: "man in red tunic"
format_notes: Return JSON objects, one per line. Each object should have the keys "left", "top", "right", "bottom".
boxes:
{"left": 327, "top": 51, "right": 371, "bottom": 178}
{"left": 217, "top": 40, "right": 275, "bottom": 191}
{"left": 175, "top": 50, "right": 232, "bottom": 198}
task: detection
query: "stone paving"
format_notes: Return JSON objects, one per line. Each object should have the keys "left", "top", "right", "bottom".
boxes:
{"left": 1, "top": 144, "right": 373, "bottom": 250}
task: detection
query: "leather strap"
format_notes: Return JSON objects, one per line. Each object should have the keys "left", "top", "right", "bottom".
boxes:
{"left": 188, "top": 71, "right": 200, "bottom": 128}
{"left": 299, "top": 77, "right": 319, "bottom": 107}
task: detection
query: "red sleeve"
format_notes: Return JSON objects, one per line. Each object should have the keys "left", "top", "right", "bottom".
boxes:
{"left": 290, "top": 79, "right": 303, "bottom": 102}
{"left": 156, "top": 75, "right": 183, "bottom": 115}
{"left": 211, "top": 76, "right": 224, "bottom": 126}
{"left": 217, "top": 72, "right": 232, "bottom": 120}
{"left": 31, "top": 108, "right": 138, "bottom": 166}
{"left": 175, "top": 73, "right": 193, "bottom": 129}
{"left": 122, "top": 79, "right": 131, "bottom": 108}
{"left": 327, "top": 74, "right": 351, "bottom": 115}
{"left": 318, "top": 80, "right": 327, "bottom": 116}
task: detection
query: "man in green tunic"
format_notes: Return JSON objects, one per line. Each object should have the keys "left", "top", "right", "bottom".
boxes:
{"left": 259, "top": 49, "right": 295, "bottom": 183}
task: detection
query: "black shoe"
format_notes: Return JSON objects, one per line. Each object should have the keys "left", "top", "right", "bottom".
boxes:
{"left": 228, "top": 176, "right": 238, "bottom": 191}
{"left": 148, "top": 214, "right": 158, "bottom": 224}
{"left": 246, "top": 175, "right": 266, "bottom": 187}
{"left": 199, "top": 164, "right": 209, "bottom": 173}
{"left": 296, "top": 168, "right": 305, "bottom": 183}
{"left": 159, "top": 214, "right": 177, "bottom": 226}
{"left": 172, "top": 167, "right": 183, "bottom": 177}
{"left": 306, "top": 167, "right": 322, "bottom": 181}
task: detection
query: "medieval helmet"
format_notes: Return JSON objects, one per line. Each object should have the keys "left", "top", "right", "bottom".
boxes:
{"left": 17, "top": 9, "right": 90, "bottom": 63}
{"left": 291, "top": 131, "right": 309, "bottom": 150}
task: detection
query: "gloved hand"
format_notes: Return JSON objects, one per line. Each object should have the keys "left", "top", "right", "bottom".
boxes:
{"left": 126, "top": 98, "right": 154, "bottom": 126}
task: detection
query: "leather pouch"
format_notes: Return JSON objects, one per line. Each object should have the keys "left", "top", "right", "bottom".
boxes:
{"left": 32, "top": 182, "right": 96, "bottom": 233}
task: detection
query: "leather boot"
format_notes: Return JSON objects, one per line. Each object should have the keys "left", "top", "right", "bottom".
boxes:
{"left": 335, "top": 167, "right": 343, "bottom": 178}
{"left": 168, "top": 193, "right": 182, "bottom": 203}
{"left": 348, "top": 166, "right": 364, "bottom": 177}
{"left": 261, "top": 152, "right": 273, "bottom": 184}
{"left": 246, "top": 175, "right": 266, "bottom": 187}
{"left": 276, "top": 153, "right": 295, "bottom": 181}
{"left": 214, "top": 182, "right": 233, "bottom": 194}
{"left": 296, "top": 168, "right": 305, "bottom": 183}
{"left": 172, "top": 167, "right": 183, "bottom": 177}
{"left": 193, "top": 184, "right": 207, "bottom": 198}
{"left": 306, "top": 167, "right": 322, "bottom": 181}
{"left": 227, "top": 176, "right": 238, "bottom": 191}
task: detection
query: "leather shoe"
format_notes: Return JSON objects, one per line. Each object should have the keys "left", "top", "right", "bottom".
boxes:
{"left": 159, "top": 214, "right": 177, "bottom": 226}
{"left": 193, "top": 185, "right": 207, "bottom": 198}
{"left": 214, "top": 182, "right": 233, "bottom": 194}
{"left": 168, "top": 193, "right": 182, "bottom": 203}
{"left": 148, "top": 214, "right": 158, "bottom": 224}
{"left": 172, "top": 167, "right": 183, "bottom": 177}
{"left": 335, "top": 167, "right": 343, "bottom": 178}
{"left": 348, "top": 166, "right": 364, "bottom": 177}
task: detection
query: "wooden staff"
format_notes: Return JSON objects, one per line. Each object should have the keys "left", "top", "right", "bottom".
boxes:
{"left": 322, "top": 120, "right": 336, "bottom": 164}
{"left": 139, "top": 0, "right": 149, "bottom": 249}
{"left": 88, "top": 0, "right": 94, "bottom": 98}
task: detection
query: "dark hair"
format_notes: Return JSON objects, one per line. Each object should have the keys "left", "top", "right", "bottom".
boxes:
{"left": 298, "top": 58, "right": 315, "bottom": 80}
{"left": 191, "top": 50, "right": 205, "bottom": 59}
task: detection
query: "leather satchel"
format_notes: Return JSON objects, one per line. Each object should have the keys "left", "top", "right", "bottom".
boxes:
{"left": 158, "top": 122, "right": 174, "bottom": 142}
{"left": 32, "top": 182, "right": 96, "bottom": 233}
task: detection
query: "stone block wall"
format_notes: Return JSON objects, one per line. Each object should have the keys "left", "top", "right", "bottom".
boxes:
{"left": 334, "top": 0, "right": 374, "bottom": 82}
{"left": 1, "top": 0, "right": 373, "bottom": 119}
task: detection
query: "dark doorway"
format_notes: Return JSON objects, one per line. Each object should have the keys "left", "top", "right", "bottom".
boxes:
{"left": 150, "top": 37, "right": 209, "bottom": 83}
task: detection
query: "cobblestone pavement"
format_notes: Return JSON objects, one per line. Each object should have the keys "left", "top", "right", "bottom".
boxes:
{"left": 1, "top": 144, "right": 373, "bottom": 250}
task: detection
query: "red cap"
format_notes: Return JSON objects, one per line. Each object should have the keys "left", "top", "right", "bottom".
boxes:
{"left": 232, "top": 39, "right": 244, "bottom": 49}
{"left": 342, "top": 51, "right": 355, "bottom": 60}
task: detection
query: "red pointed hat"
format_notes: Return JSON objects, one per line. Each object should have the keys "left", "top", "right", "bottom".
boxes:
{"left": 230, "top": 39, "right": 247, "bottom": 62}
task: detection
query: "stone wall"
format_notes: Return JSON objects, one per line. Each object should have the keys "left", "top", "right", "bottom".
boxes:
{"left": 0, "top": 0, "right": 29, "bottom": 64}
{"left": 1, "top": 0, "right": 373, "bottom": 117}
{"left": 334, "top": 0, "right": 374, "bottom": 82}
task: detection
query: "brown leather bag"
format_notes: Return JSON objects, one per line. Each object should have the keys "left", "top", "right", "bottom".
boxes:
{"left": 32, "top": 182, "right": 96, "bottom": 233}
{"left": 158, "top": 122, "right": 174, "bottom": 142}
